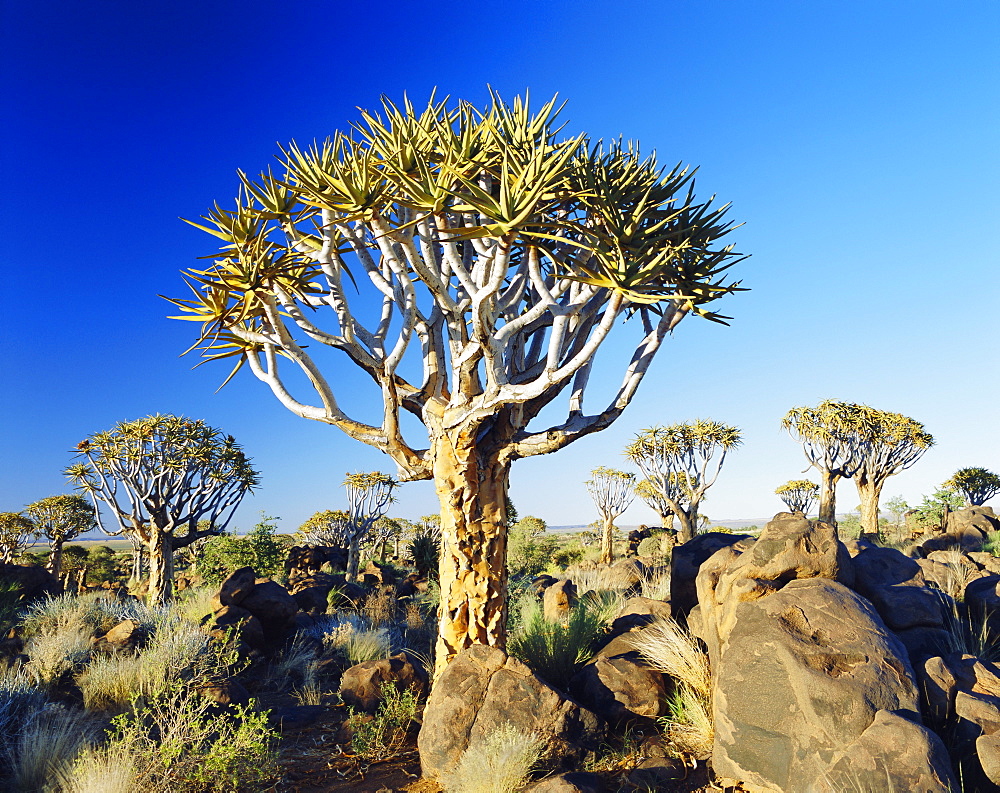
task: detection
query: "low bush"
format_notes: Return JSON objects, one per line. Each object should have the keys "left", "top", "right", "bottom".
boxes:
{"left": 441, "top": 724, "right": 546, "bottom": 793}
{"left": 346, "top": 682, "right": 419, "bottom": 761}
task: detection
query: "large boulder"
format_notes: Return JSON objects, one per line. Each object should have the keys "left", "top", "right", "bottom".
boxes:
{"left": 669, "top": 532, "right": 753, "bottom": 618}
{"left": 543, "top": 580, "right": 577, "bottom": 623}
{"left": 418, "top": 645, "right": 603, "bottom": 781}
{"left": 607, "top": 597, "right": 672, "bottom": 638}
{"left": 218, "top": 567, "right": 257, "bottom": 607}
{"left": 569, "top": 652, "right": 667, "bottom": 725}
{"left": 284, "top": 544, "right": 347, "bottom": 575}
{"left": 339, "top": 652, "right": 428, "bottom": 714}
{"left": 0, "top": 563, "right": 61, "bottom": 602}
{"left": 712, "top": 577, "right": 955, "bottom": 791}
{"left": 693, "top": 513, "right": 853, "bottom": 664}
{"left": 240, "top": 579, "right": 298, "bottom": 627}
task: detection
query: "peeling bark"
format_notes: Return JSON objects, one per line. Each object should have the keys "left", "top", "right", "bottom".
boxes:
{"left": 818, "top": 469, "right": 839, "bottom": 526}
{"left": 433, "top": 431, "right": 510, "bottom": 673}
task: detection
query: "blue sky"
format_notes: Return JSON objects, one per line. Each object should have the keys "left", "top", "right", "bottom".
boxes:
{"left": 3, "top": 1, "right": 998, "bottom": 533}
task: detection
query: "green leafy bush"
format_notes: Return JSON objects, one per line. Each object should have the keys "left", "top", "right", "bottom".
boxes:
{"left": 199, "top": 514, "right": 285, "bottom": 583}
{"left": 507, "top": 517, "right": 558, "bottom": 578}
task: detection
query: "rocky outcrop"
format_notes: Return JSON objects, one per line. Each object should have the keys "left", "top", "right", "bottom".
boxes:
{"left": 569, "top": 651, "right": 666, "bottom": 725}
{"left": 0, "top": 563, "right": 60, "bottom": 602}
{"left": 418, "top": 645, "right": 603, "bottom": 781}
{"left": 543, "top": 580, "right": 577, "bottom": 622}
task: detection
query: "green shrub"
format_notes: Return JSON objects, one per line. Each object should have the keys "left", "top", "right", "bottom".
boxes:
{"left": 508, "top": 517, "right": 558, "bottom": 578}
{"left": 347, "top": 682, "right": 419, "bottom": 761}
{"left": 199, "top": 514, "right": 284, "bottom": 583}
{"left": 507, "top": 597, "right": 604, "bottom": 690}
{"left": 408, "top": 534, "right": 440, "bottom": 579}
{"left": 102, "top": 684, "right": 278, "bottom": 792}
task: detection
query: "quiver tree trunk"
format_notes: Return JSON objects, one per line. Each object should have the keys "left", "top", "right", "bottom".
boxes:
{"left": 47, "top": 541, "right": 64, "bottom": 579}
{"left": 675, "top": 505, "right": 698, "bottom": 545}
{"left": 433, "top": 432, "right": 510, "bottom": 673}
{"left": 147, "top": 529, "right": 174, "bottom": 606}
{"left": 599, "top": 518, "right": 616, "bottom": 564}
{"left": 818, "top": 470, "right": 839, "bottom": 526}
{"left": 856, "top": 476, "right": 885, "bottom": 540}
{"left": 347, "top": 537, "right": 361, "bottom": 582}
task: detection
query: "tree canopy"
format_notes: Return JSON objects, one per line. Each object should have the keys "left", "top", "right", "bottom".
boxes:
{"left": 945, "top": 467, "right": 1000, "bottom": 507}
{"left": 774, "top": 480, "right": 819, "bottom": 514}
{"left": 585, "top": 466, "right": 635, "bottom": 563}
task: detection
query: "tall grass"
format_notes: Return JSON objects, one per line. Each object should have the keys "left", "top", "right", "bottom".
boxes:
{"left": 56, "top": 746, "right": 137, "bottom": 793}
{"left": 508, "top": 597, "right": 604, "bottom": 690}
{"left": 630, "top": 617, "right": 713, "bottom": 757}
{"left": 440, "top": 724, "right": 546, "bottom": 793}
{"left": 6, "top": 704, "right": 95, "bottom": 792}
{"left": 309, "top": 612, "right": 393, "bottom": 664}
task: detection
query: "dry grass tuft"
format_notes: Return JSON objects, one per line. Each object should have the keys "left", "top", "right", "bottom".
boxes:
{"left": 440, "top": 724, "right": 547, "bottom": 793}
{"left": 630, "top": 616, "right": 713, "bottom": 757}
{"left": 7, "top": 704, "right": 95, "bottom": 792}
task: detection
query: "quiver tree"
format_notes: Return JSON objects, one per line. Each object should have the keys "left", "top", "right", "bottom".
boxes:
{"left": 635, "top": 476, "right": 678, "bottom": 530}
{"left": 774, "top": 480, "right": 819, "bottom": 515}
{"left": 946, "top": 467, "right": 1000, "bottom": 507}
{"left": 585, "top": 467, "right": 636, "bottom": 564}
{"left": 624, "top": 420, "right": 741, "bottom": 544}
{"left": 849, "top": 406, "right": 933, "bottom": 538}
{"left": 298, "top": 509, "right": 352, "bottom": 547}
{"left": 66, "top": 414, "right": 259, "bottom": 604}
{"left": 0, "top": 512, "right": 37, "bottom": 564}
{"left": 23, "top": 495, "right": 96, "bottom": 578}
{"left": 343, "top": 472, "right": 397, "bottom": 580}
{"left": 782, "top": 400, "right": 865, "bottom": 525}
{"left": 168, "top": 92, "right": 744, "bottom": 667}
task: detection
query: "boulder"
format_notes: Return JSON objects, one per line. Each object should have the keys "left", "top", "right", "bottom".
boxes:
{"left": 0, "top": 563, "right": 60, "bottom": 602}
{"left": 532, "top": 574, "right": 558, "bottom": 598}
{"left": 338, "top": 652, "right": 428, "bottom": 715}
{"left": 418, "top": 645, "right": 604, "bottom": 780}
{"left": 670, "top": 531, "right": 753, "bottom": 618}
{"left": 197, "top": 677, "right": 251, "bottom": 707}
{"left": 285, "top": 544, "right": 347, "bottom": 575}
{"left": 91, "top": 619, "right": 144, "bottom": 653}
{"left": 977, "top": 733, "right": 1000, "bottom": 785}
{"left": 946, "top": 507, "right": 1000, "bottom": 539}
{"left": 607, "top": 597, "right": 672, "bottom": 638}
{"left": 527, "top": 771, "right": 607, "bottom": 792}
{"left": 569, "top": 653, "right": 667, "bottom": 724}
{"left": 919, "top": 654, "right": 977, "bottom": 723}
{"left": 712, "top": 577, "right": 955, "bottom": 791}
{"left": 543, "top": 580, "right": 577, "bottom": 622}
{"left": 693, "top": 513, "right": 853, "bottom": 663}
{"left": 240, "top": 579, "right": 298, "bottom": 626}
{"left": 291, "top": 586, "right": 331, "bottom": 615}
{"left": 851, "top": 546, "right": 923, "bottom": 590}
{"left": 210, "top": 605, "right": 265, "bottom": 650}
{"left": 219, "top": 567, "right": 257, "bottom": 607}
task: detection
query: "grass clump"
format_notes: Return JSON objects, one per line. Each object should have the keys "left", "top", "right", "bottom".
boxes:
{"left": 6, "top": 704, "right": 95, "bottom": 792}
{"left": 630, "top": 616, "right": 713, "bottom": 758}
{"left": 508, "top": 596, "right": 604, "bottom": 690}
{"left": 441, "top": 724, "right": 546, "bottom": 793}
{"left": 312, "top": 612, "right": 393, "bottom": 664}
{"left": 346, "top": 682, "right": 419, "bottom": 761}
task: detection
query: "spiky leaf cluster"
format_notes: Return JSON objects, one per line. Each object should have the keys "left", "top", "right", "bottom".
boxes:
{"left": 167, "top": 92, "right": 745, "bottom": 480}
{"left": 298, "top": 509, "right": 352, "bottom": 547}
{"left": 945, "top": 467, "right": 1000, "bottom": 507}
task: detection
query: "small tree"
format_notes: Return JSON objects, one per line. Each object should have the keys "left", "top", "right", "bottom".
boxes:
{"left": 774, "top": 480, "right": 819, "bottom": 514}
{"left": 884, "top": 495, "right": 910, "bottom": 527}
{"left": 343, "top": 472, "right": 397, "bottom": 580}
{"left": 507, "top": 516, "right": 557, "bottom": 577}
{"left": 946, "top": 467, "right": 1000, "bottom": 507}
{"left": 782, "top": 400, "right": 863, "bottom": 525}
{"left": 913, "top": 486, "right": 965, "bottom": 531}
{"left": 0, "top": 512, "right": 37, "bottom": 564}
{"left": 200, "top": 514, "right": 285, "bottom": 582}
{"left": 169, "top": 92, "right": 745, "bottom": 665}
{"left": 585, "top": 467, "right": 635, "bottom": 564}
{"left": 634, "top": 477, "right": 675, "bottom": 530}
{"left": 66, "top": 414, "right": 259, "bottom": 604}
{"left": 24, "top": 495, "right": 96, "bottom": 578}
{"left": 624, "top": 420, "right": 741, "bottom": 544}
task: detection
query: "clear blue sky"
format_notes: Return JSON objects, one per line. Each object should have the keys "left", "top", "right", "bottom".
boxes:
{"left": 3, "top": 1, "right": 998, "bottom": 533}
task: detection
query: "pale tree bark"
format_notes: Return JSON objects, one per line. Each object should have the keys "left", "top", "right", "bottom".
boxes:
{"left": 147, "top": 528, "right": 175, "bottom": 606}
{"left": 47, "top": 541, "right": 65, "bottom": 579}
{"left": 599, "top": 518, "right": 616, "bottom": 565}
{"left": 856, "top": 475, "right": 885, "bottom": 540}
{"left": 818, "top": 469, "right": 840, "bottom": 526}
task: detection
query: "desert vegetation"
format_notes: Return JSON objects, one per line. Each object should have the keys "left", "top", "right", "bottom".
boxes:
{"left": 6, "top": 89, "right": 1000, "bottom": 793}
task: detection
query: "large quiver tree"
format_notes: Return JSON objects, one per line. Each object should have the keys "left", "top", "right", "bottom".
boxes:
{"left": 168, "top": 92, "right": 745, "bottom": 668}
{"left": 624, "top": 420, "right": 741, "bottom": 544}
{"left": 774, "top": 480, "right": 819, "bottom": 515}
{"left": 66, "top": 415, "right": 259, "bottom": 604}
{"left": 24, "top": 494, "right": 96, "bottom": 578}
{"left": 782, "top": 400, "right": 864, "bottom": 525}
